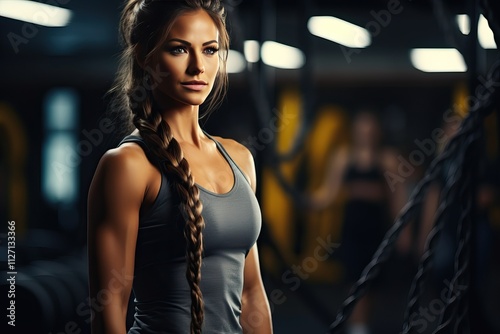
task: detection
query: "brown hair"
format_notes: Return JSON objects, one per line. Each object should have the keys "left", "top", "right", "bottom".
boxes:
{"left": 111, "top": 1, "right": 229, "bottom": 332}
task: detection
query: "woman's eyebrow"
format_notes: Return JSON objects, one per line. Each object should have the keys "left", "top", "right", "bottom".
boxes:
{"left": 166, "top": 38, "right": 218, "bottom": 46}
{"left": 202, "top": 40, "right": 218, "bottom": 46}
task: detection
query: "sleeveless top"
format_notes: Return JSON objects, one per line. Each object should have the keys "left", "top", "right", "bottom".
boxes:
{"left": 343, "top": 163, "right": 385, "bottom": 183}
{"left": 340, "top": 162, "right": 390, "bottom": 281}
{"left": 119, "top": 134, "right": 262, "bottom": 334}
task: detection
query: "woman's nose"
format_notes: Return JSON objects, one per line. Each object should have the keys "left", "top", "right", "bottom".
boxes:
{"left": 188, "top": 54, "right": 205, "bottom": 75}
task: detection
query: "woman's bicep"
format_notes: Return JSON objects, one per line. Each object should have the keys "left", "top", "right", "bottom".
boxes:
{"left": 88, "top": 149, "right": 145, "bottom": 333}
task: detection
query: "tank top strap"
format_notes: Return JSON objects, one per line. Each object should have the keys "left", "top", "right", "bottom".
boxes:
{"left": 119, "top": 133, "right": 251, "bottom": 186}
{"left": 203, "top": 131, "right": 251, "bottom": 187}
{"left": 118, "top": 135, "right": 146, "bottom": 148}
{"left": 118, "top": 135, "right": 161, "bottom": 167}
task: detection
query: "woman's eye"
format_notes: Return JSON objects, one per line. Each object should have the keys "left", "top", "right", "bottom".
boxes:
{"left": 169, "top": 46, "right": 187, "bottom": 55}
{"left": 204, "top": 47, "right": 219, "bottom": 55}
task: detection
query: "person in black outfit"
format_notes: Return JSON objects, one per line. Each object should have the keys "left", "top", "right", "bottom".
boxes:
{"left": 310, "top": 110, "right": 408, "bottom": 334}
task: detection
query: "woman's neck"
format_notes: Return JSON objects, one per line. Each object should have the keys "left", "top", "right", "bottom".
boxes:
{"left": 151, "top": 90, "right": 205, "bottom": 146}
{"left": 160, "top": 105, "right": 204, "bottom": 147}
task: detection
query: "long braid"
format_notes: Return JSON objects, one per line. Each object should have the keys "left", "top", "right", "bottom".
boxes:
{"left": 132, "top": 106, "right": 205, "bottom": 333}
{"left": 111, "top": 0, "right": 229, "bottom": 332}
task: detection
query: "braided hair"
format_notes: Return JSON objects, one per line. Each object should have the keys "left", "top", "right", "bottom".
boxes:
{"left": 110, "top": 1, "right": 229, "bottom": 332}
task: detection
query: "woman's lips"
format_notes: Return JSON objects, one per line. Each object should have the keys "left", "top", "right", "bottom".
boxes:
{"left": 181, "top": 81, "right": 207, "bottom": 91}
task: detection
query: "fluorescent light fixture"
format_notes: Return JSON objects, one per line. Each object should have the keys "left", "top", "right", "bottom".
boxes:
{"left": 244, "top": 40, "right": 260, "bottom": 63}
{"left": 44, "top": 88, "right": 78, "bottom": 130}
{"left": 456, "top": 14, "right": 497, "bottom": 49}
{"left": 456, "top": 14, "right": 470, "bottom": 35}
{"left": 478, "top": 14, "right": 497, "bottom": 49}
{"left": 307, "top": 16, "right": 371, "bottom": 48}
{"left": 410, "top": 48, "right": 467, "bottom": 73}
{"left": 261, "top": 41, "right": 305, "bottom": 69}
{"left": 43, "top": 133, "right": 78, "bottom": 203}
{"left": 226, "top": 50, "right": 246, "bottom": 73}
{"left": 0, "top": 0, "right": 72, "bottom": 27}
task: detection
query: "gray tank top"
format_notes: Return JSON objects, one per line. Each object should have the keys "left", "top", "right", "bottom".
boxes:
{"left": 119, "top": 134, "right": 261, "bottom": 334}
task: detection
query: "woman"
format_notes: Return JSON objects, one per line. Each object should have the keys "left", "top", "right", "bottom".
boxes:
{"left": 87, "top": 0, "right": 272, "bottom": 333}
{"left": 310, "top": 110, "right": 408, "bottom": 334}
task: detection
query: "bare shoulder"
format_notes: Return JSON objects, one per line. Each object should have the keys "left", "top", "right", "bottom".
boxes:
{"left": 98, "top": 142, "right": 151, "bottom": 176}
{"left": 100, "top": 129, "right": 146, "bottom": 166}
{"left": 212, "top": 136, "right": 257, "bottom": 191}
{"left": 214, "top": 136, "right": 254, "bottom": 162}
{"left": 90, "top": 142, "right": 153, "bottom": 200}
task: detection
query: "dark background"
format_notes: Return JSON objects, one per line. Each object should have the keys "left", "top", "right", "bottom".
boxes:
{"left": 1, "top": 0, "right": 499, "bottom": 333}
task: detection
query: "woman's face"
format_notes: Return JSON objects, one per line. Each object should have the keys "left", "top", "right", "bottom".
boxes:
{"left": 353, "top": 112, "right": 380, "bottom": 145}
{"left": 149, "top": 9, "right": 220, "bottom": 109}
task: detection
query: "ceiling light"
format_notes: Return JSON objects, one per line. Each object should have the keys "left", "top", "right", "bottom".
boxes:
{"left": 410, "top": 48, "right": 467, "bottom": 73}
{"left": 456, "top": 14, "right": 470, "bottom": 35}
{"left": 307, "top": 16, "right": 371, "bottom": 48}
{"left": 261, "top": 41, "right": 305, "bottom": 69}
{"left": 226, "top": 50, "right": 246, "bottom": 73}
{"left": 478, "top": 14, "right": 497, "bottom": 49}
{"left": 0, "top": 0, "right": 72, "bottom": 27}
{"left": 244, "top": 40, "right": 260, "bottom": 63}
{"left": 456, "top": 14, "right": 497, "bottom": 49}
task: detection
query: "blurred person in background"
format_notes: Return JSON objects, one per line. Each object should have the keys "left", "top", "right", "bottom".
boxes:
{"left": 87, "top": 1, "right": 272, "bottom": 333}
{"left": 309, "top": 110, "right": 409, "bottom": 334}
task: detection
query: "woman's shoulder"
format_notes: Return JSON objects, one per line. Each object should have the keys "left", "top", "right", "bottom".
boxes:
{"left": 213, "top": 136, "right": 252, "bottom": 156}
{"left": 88, "top": 131, "right": 163, "bottom": 213}
{"left": 102, "top": 130, "right": 151, "bottom": 166}
{"left": 102, "top": 142, "right": 148, "bottom": 167}
{"left": 211, "top": 135, "right": 256, "bottom": 190}
{"left": 95, "top": 136, "right": 154, "bottom": 186}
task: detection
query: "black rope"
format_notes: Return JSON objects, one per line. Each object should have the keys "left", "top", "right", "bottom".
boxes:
{"left": 433, "top": 176, "right": 472, "bottom": 333}
{"left": 401, "top": 111, "right": 482, "bottom": 333}
{"left": 431, "top": 0, "right": 467, "bottom": 53}
{"left": 245, "top": 0, "right": 317, "bottom": 165}
{"left": 239, "top": 0, "right": 337, "bottom": 323}
{"left": 233, "top": 0, "right": 500, "bottom": 332}
{"left": 328, "top": 58, "right": 500, "bottom": 332}
{"left": 327, "top": 0, "right": 500, "bottom": 330}
{"left": 431, "top": 106, "right": 483, "bottom": 334}
{"left": 327, "top": 100, "right": 485, "bottom": 333}
{"left": 433, "top": 99, "right": 486, "bottom": 333}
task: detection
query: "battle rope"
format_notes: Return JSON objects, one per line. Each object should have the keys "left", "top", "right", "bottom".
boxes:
{"left": 328, "top": 20, "right": 500, "bottom": 334}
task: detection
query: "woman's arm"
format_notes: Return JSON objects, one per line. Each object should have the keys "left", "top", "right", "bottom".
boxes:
{"left": 241, "top": 244, "right": 273, "bottom": 334}
{"left": 88, "top": 145, "right": 148, "bottom": 334}
{"left": 308, "top": 146, "right": 349, "bottom": 210}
